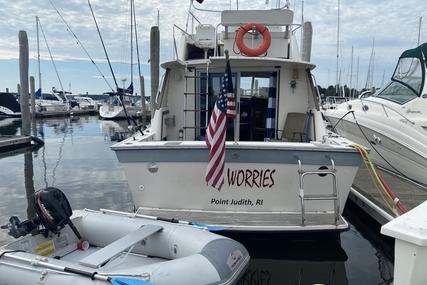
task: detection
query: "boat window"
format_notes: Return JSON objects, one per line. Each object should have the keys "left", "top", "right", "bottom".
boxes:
{"left": 199, "top": 72, "right": 237, "bottom": 140}
{"left": 391, "top": 57, "right": 423, "bottom": 95}
{"left": 239, "top": 72, "right": 277, "bottom": 141}
{"left": 377, "top": 81, "right": 418, "bottom": 104}
{"left": 43, "top": 94, "right": 60, "bottom": 101}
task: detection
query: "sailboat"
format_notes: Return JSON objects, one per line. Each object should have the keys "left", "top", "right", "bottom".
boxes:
{"left": 94, "top": 1, "right": 142, "bottom": 120}
{"left": 34, "top": 16, "right": 70, "bottom": 116}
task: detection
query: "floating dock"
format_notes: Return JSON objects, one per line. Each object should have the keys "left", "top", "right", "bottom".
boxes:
{"left": 0, "top": 136, "right": 32, "bottom": 152}
{"left": 349, "top": 164, "right": 427, "bottom": 225}
{"left": 35, "top": 109, "right": 98, "bottom": 118}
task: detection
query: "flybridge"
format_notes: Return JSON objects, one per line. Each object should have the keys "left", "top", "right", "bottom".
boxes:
{"left": 174, "top": 4, "right": 310, "bottom": 62}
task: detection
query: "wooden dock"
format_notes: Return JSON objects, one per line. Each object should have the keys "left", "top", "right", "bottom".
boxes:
{"left": 349, "top": 164, "right": 427, "bottom": 225}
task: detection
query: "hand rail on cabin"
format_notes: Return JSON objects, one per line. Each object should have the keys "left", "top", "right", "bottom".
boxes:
{"left": 173, "top": 24, "right": 194, "bottom": 60}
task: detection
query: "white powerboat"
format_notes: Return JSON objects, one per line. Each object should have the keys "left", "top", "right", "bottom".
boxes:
{"left": 325, "top": 43, "right": 427, "bottom": 186}
{"left": 0, "top": 187, "right": 249, "bottom": 285}
{"left": 35, "top": 89, "right": 69, "bottom": 114}
{"left": 111, "top": 2, "right": 363, "bottom": 232}
{"left": 99, "top": 94, "right": 141, "bottom": 120}
{"left": 71, "top": 96, "right": 98, "bottom": 111}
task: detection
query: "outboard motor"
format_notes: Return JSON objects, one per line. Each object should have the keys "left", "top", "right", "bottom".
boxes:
{"left": 35, "top": 187, "right": 82, "bottom": 239}
{"left": 1, "top": 187, "right": 81, "bottom": 240}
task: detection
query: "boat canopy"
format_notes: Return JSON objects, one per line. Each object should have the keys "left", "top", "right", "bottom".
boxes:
{"left": 377, "top": 43, "right": 426, "bottom": 104}
{"left": 391, "top": 43, "right": 426, "bottom": 96}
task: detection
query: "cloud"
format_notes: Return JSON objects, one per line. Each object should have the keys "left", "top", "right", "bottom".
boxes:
{"left": 0, "top": 0, "right": 426, "bottom": 92}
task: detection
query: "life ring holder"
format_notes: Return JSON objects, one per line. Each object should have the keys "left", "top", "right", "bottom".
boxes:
{"left": 235, "top": 23, "right": 271, "bottom": 57}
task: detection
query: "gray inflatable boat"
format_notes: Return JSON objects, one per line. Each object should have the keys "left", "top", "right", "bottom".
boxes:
{"left": 0, "top": 188, "right": 249, "bottom": 285}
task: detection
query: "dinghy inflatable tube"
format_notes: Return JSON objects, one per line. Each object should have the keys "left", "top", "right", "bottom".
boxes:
{"left": 0, "top": 209, "right": 250, "bottom": 285}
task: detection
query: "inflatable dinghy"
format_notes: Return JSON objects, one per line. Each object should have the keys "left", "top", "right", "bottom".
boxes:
{"left": 0, "top": 188, "right": 249, "bottom": 285}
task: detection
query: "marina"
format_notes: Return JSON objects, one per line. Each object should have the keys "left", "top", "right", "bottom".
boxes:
{"left": 0, "top": 116, "right": 395, "bottom": 284}
{"left": 0, "top": 0, "right": 427, "bottom": 284}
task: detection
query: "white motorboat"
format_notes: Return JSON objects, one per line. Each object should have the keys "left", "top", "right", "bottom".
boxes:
{"left": 325, "top": 43, "right": 427, "bottom": 186}
{"left": 0, "top": 187, "right": 249, "bottom": 285}
{"left": 71, "top": 96, "right": 98, "bottom": 111}
{"left": 0, "top": 92, "right": 21, "bottom": 117}
{"left": 35, "top": 89, "right": 69, "bottom": 114}
{"left": 99, "top": 94, "right": 141, "bottom": 119}
{"left": 111, "top": 1, "right": 363, "bottom": 232}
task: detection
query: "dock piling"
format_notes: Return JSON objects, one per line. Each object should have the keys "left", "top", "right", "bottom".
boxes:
{"left": 150, "top": 26, "right": 160, "bottom": 112}
{"left": 19, "top": 31, "right": 30, "bottom": 136}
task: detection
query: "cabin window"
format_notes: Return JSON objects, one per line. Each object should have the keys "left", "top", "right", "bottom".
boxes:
{"left": 377, "top": 81, "right": 418, "bottom": 104}
{"left": 199, "top": 72, "right": 237, "bottom": 140}
{"left": 239, "top": 72, "right": 278, "bottom": 141}
{"left": 198, "top": 71, "right": 278, "bottom": 142}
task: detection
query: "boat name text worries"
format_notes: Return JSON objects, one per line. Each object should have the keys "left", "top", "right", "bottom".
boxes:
{"left": 227, "top": 168, "right": 276, "bottom": 188}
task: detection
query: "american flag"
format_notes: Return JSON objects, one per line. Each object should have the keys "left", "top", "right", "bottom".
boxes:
{"left": 205, "top": 59, "right": 235, "bottom": 191}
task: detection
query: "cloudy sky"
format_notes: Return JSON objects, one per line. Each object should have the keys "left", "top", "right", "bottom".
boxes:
{"left": 0, "top": 0, "right": 426, "bottom": 95}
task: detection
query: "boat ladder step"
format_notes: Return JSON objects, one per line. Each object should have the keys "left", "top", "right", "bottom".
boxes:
{"left": 298, "top": 158, "right": 340, "bottom": 226}
{"left": 79, "top": 224, "right": 163, "bottom": 268}
{"left": 184, "top": 109, "right": 208, "bottom": 112}
{"left": 184, "top": 75, "right": 207, "bottom": 79}
{"left": 183, "top": 62, "right": 210, "bottom": 139}
{"left": 184, "top": 92, "right": 207, "bottom": 96}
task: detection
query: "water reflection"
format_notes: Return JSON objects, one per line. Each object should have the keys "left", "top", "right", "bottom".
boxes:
{"left": 235, "top": 234, "right": 348, "bottom": 285}
{"left": 100, "top": 120, "right": 133, "bottom": 141}
{"left": 0, "top": 117, "right": 21, "bottom": 136}
{"left": 0, "top": 116, "right": 133, "bottom": 245}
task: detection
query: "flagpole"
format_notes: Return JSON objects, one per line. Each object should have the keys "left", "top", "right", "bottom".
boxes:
{"left": 225, "top": 50, "right": 238, "bottom": 144}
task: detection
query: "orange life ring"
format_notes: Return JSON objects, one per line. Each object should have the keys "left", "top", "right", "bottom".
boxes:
{"left": 236, "top": 23, "right": 271, "bottom": 57}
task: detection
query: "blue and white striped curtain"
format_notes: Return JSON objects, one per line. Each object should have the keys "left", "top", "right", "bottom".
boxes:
{"left": 264, "top": 72, "right": 277, "bottom": 141}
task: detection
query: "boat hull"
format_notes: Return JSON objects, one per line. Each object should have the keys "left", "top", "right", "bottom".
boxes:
{"left": 113, "top": 141, "right": 362, "bottom": 231}
{"left": 326, "top": 109, "right": 427, "bottom": 186}
{"left": 0, "top": 209, "right": 249, "bottom": 285}
{"left": 99, "top": 105, "right": 141, "bottom": 119}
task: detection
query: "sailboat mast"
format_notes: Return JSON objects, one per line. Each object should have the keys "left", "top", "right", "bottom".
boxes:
{"left": 355, "top": 56, "right": 359, "bottom": 97}
{"left": 336, "top": 0, "right": 340, "bottom": 96}
{"left": 130, "top": 0, "right": 133, "bottom": 93}
{"left": 36, "top": 16, "right": 42, "bottom": 95}
{"left": 418, "top": 17, "right": 423, "bottom": 46}
{"left": 349, "top": 45, "right": 353, "bottom": 97}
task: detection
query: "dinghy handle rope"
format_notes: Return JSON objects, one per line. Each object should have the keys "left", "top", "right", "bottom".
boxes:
{"left": 0, "top": 253, "right": 151, "bottom": 284}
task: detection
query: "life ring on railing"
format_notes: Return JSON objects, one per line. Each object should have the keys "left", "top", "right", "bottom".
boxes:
{"left": 236, "top": 23, "right": 271, "bottom": 57}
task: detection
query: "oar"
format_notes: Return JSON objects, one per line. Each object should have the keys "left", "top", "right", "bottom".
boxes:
{"left": 1, "top": 252, "right": 155, "bottom": 285}
{"left": 99, "top": 209, "right": 224, "bottom": 232}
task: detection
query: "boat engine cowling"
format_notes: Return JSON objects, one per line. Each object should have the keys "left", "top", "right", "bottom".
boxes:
{"left": 35, "top": 187, "right": 81, "bottom": 239}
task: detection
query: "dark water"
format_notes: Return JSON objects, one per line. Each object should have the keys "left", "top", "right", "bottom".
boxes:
{"left": 0, "top": 116, "right": 394, "bottom": 284}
